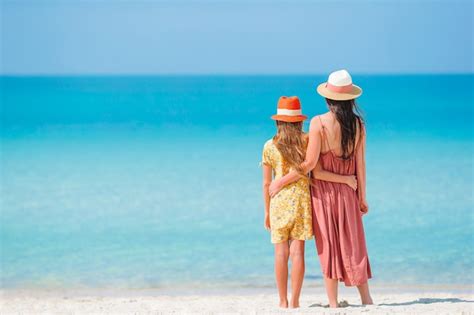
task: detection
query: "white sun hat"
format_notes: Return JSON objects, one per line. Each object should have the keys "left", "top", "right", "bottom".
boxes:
{"left": 316, "top": 69, "right": 362, "bottom": 101}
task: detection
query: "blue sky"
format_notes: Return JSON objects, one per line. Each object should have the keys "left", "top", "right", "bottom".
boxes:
{"left": 1, "top": 0, "right": 472, "bottom": 75}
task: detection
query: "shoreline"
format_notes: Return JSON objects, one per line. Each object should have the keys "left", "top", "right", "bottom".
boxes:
{"left": 1, "top": 283, "right": 473, "bottom": 297}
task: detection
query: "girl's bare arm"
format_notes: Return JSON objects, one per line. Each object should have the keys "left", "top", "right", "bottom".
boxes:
{"left": 262, "top": 164, "right": 272, "bottom": 230}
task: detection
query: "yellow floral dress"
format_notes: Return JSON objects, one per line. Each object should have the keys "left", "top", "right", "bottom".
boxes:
{"left": 261, "top": 139, "right": 313, "bottom": 244}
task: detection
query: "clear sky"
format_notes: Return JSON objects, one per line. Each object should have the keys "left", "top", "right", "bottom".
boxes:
{"left": 1, "top": 0, "right": 472, "bottom": 75}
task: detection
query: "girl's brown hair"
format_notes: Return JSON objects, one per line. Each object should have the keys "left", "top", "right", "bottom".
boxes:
{"left": 273, "top": 121, "right": 307, "bottom": 175}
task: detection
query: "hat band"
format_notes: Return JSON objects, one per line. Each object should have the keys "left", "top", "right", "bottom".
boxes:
{"left": 326, "top": 82, "right": 353, "bottom": 93}
{"left": 277, "top": 108, "right": 302, "bottom": 116}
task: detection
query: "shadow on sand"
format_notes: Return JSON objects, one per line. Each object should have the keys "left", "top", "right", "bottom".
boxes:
{"left": 309, "top": 300, "right": 353, "bottom": 308}
{"left": 378, "top": 298, "right": 474, "bottom": 306}
{"left": 310, "top": 298, "right": 474, "bottom": 308}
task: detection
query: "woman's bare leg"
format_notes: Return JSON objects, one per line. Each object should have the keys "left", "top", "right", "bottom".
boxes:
{"left": 324, "top": 276, "right": 339, "bottom": 308}
{"left": 289, "top": 240, "right": 305, "bottom": 308}
{"left": 356, "top": 282, "right": 373, "bottom": 305}
{"left": 274, "top": 242, "right": 289, "bottom": 308}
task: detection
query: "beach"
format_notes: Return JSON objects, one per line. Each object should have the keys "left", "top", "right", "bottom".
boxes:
{"left": 1, "top": 287, "right": 473, "bottom": 314}
{"left": 3, "top": 0, "right": 473, "bottom": 313}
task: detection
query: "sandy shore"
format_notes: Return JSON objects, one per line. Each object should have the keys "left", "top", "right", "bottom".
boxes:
{"left": 1, "top": 287, "right": 473, "bottom": 314}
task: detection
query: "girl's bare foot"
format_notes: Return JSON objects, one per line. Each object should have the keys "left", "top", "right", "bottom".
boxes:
{"left": 289, "top": 240, "right": 305, "bottom": 309}
{"left": 279, "top": 299, "right": 289, "bottom": 308}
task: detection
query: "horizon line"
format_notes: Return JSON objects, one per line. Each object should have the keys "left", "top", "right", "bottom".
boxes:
{"left": 1, "top": 72, "right": 473, "bottom": 77}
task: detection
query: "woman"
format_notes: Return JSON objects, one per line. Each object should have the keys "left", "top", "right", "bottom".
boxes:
{"left": 269, "top": 70, "right": 373, "bottom": 308}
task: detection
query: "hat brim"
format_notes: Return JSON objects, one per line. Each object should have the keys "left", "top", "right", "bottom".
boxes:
{"left": 271, "top": 114, "right": 307, "bottom": 122}
{"left": 316, "top": 83, "right": 362, "bottom": 101}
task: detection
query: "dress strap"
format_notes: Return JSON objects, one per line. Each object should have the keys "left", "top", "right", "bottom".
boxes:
{"left": 318, "top": 116, "right": 332, "bottom": 152}
{"left": 354, "top": 118, "right": 364, "bottom": 153}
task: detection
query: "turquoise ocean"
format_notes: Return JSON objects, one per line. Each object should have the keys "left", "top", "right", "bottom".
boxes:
{"left": 1, "top": 75, "right": 473, "bottom": 291}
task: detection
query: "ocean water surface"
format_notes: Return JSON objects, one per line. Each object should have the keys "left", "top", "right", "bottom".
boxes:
{"left": 1, "top": 75, "right": 473, "bottom": 291}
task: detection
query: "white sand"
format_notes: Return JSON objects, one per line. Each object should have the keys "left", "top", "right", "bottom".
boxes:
{"left": 1, "top": 287, "right": 473, "bottom": 314}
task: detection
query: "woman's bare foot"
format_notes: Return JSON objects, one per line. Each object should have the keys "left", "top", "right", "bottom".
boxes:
{"left": 289, "top": 299, "right": 299, "bottom": 308}
{"left": 357, "top": 282, "right": 373, "bottom": 306}
{"left": 324, "top": 277, "right": 339, "bottom": 308}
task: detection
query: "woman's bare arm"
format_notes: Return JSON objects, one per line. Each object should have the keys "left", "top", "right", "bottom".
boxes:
{"left": 356, "top": 124, "right": 368, "bottom": 214}
{"left": 269, "top": 116, "right": 355, "bottom": 196}
{"left": 313, "top": 162, "right": 357, "bottom": 190}
{"left": 262, "top": 164, "right": 272, "bottom": 230}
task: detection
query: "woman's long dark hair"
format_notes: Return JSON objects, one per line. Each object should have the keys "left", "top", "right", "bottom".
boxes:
{"left": 325, "top": 98, "right": 364, "bottom": 159}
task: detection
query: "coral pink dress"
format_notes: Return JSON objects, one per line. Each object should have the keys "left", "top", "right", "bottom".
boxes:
{"left": 310, "top": 118, "right": 372, "bottom": 286}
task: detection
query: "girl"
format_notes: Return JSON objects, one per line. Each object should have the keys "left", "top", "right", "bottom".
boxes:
{"left": 269, "top": 71, "right": 373, "bottom": 308}
{"left": 261, "top": 96, "right": 358, "bottom": 308}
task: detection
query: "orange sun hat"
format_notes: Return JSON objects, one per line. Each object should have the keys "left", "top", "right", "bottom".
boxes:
{"left": 271, "top": 96, "right": 307, "bottom": 123}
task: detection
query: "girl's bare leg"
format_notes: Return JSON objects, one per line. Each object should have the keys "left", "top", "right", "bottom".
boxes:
{"left": 324, "top": 276, "right": 339, "bottom": 308}
{"left": 289, "top": 240, "right": 305, "bottom": 308}
{"left": 356, "top": 282, "right": 373, "bottom": 305}
{"left": 274, "top": 242, "right": 289, "bottom": 308}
